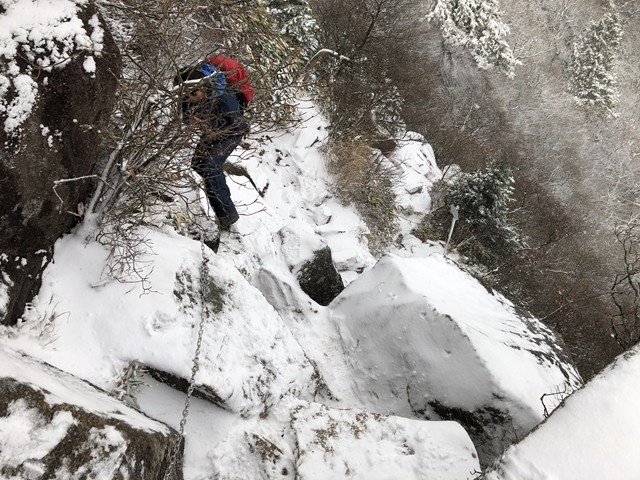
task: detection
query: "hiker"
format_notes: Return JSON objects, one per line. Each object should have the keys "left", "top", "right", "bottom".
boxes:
{"left": 178, "top": 55, "right": 253, "bottom": 229}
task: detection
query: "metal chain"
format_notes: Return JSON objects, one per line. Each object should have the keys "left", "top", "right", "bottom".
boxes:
{"left": 162, "top": 236, "right": 210, "bottom": 479}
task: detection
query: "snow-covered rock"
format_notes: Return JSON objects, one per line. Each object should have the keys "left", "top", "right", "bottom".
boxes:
{"left": 3, "top": 227, "right": 318, "bottom": 417}
{"left": 199, "top": 396, "right": 480, "bottom": 480}
{"left": 328, "top": 253, "right": 582, "bottom": 465}
{"left": 483, "top": 343, "right": 640, "bottom": 480}
{"left": 276, "top": 222, "right": 345, "bottom": 306}
{"left": 0, "top": 88, "right": 589, "bottom": 479}
{"left": 0, "top": 0, "right": 120, "bottom": 326}
{"left": 0, "top": 345, "right": 180, "bottom": 479}
{"left": 390, "top": 133, "right": 441, "bottom": 214}
{"left": 290, "top": 400, "right": 480, "bottom": 480}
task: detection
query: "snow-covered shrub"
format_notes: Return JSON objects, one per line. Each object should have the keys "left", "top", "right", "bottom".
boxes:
{"left": 420, "top": 161, "right": 524, "bottom": 265}
{"left": 426, "top": 0, "right": 520, "bottom": 77}
{"left": 570, "top": 12, "right": 622, "bottom": 111}
{"left": 86, "top": 0, "right": 315, "bottom": 279}
{"left": 326, "top": 139, "right": 400, "bottom": 257}
{"left": 316, "top": 60, "right": 405, "bottom": 140}
{"left": 266, "top": 0, "right": 319, "bottom": 59}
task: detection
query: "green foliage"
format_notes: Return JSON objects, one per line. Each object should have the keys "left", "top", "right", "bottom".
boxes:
{"left": 445, "top": 162, "right": 516, "bottom": 232}
{"left": 427, "top": 0, "right": 520, "bottom": 77}
{"left": 571, "top": 12, "right": 622, "bottom": 111}
{"left": 420, "top": 161, "right": 524, "bottom": 265}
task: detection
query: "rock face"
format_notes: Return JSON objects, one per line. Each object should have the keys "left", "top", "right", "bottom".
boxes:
{"left": 0, "top": 346, "right": 182, "bottom": 480}
{"left": 297, "top": 246, "right": 345, "bottom": 306}
{"left": 0, "top": 2, "right": 121, "bottom": 325}
{"left": 328, "top": 254, "right": 583, "bottom": 467}
{"left": 275, "top": 222, "right": 345, "bottom": 306}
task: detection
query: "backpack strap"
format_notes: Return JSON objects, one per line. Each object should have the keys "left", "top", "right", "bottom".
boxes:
{"left": 207, "top": 54, "right": 254, "bottom": 106}
{"left": 198, "top": 63, "right": 227, "bottom": 96}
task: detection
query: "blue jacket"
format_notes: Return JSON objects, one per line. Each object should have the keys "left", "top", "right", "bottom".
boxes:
{"left": 182, "top": 83, "right": 246, "bottom": 137}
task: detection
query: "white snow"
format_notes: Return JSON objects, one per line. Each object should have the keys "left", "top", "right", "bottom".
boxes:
{"left": 7, "top": 227, "right": 316, "bottom": 416}
{"left": 83, "top": 55, "right": 96, "bottom": 74}
{"left": 0, "top": 0, "right": 103, "bottom": 133}
{"left": 0, "top": 271, "right": 10, "bottom": 317}
{"left": 0, "top": 345, "right": 170, "bottom": 434}
{"left": 0, "top": 100, "right": 488, "bottom": 477}
{"left": 1, "top": 12, "right": 630, "bottom": 475}
{"left": 291, "top": 400, "right": 478, "bottom": 480}
{"left": 0, "top": 399, "right": 75, "bottom": 470}
{"left": 328, "top": 253, "right": 581, "bottom": 419}
{"left": 484, "top": 343, "right": 640, "bottom": 480}
{"left": 54, "top": 426, "right": 128, "bottom": 480}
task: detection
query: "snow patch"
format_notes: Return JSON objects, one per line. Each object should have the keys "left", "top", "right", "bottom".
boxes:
{"left": 0, "top": 346, "right": 171, "bottom": 434}
{"left": 0, "top": 399, "right": 76, "bottom": 470}
{"left": 0, "top": 0, "right": 104, "bottom": 133}
{"left": 330, "top": 254, "right": 581, "bottom": 418}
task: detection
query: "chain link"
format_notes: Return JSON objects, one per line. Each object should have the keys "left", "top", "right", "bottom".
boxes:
{"left": 162, "top": 235, "right": 210, "bottom": 479}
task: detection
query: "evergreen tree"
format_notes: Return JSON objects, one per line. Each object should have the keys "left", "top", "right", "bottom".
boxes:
{"left": 421, "top": 161, "right": 524, "bottom": 266}
{"left": 444, "top": 162, "right": 517, "bottom": 237}
{"left": 427, "top": 0, "right": 520, "bottom": 77}
{"left": 571, "top": 12, "right": 622, "bottom": 111}
{"left": 265, "top": 0, "right": 319, "bottom": 59}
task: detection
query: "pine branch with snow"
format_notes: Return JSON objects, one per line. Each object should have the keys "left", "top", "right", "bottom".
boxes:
{"left": 427, "top": 0, "right": 520, "bottom": 77}
{"left": 570, "top": 12, "right": 622, "bottom": 112}
{"left": 423, "top": 161, "right": 525, "bottom": 267}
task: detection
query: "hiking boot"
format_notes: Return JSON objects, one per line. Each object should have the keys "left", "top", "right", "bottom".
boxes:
{"left": 219, "top": 213, "right": 239, "bottom": 230}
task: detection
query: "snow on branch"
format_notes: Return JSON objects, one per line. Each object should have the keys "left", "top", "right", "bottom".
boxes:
{"left": 426, "top": 0, "right": 520, "bottom": 77}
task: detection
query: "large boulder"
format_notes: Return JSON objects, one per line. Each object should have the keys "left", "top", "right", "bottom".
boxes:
{"left": 328, "top": 254, "right": 583, "bottom": 467}
{"left": 0, "top": 345, "right": 181, "bottom": 479}
{"left": 207, "top": 398, "right": 480, "bottom": 480}
{"left": 297, "top": 246, "right": 345, "bottom": 306}
{"left": 276, "top": 222, "right": 344, "bottom": 306}
{"left": 0, "top": 1, "right": 121, "bottom": 325}
{"left": 4, "top": 228, "right": 318, "bottom": 418}
{"left": 484, "top": 343, "right": 640, "bottom": 480}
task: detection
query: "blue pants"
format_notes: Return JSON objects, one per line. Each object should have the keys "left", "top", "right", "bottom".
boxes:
{"left": 192, "top": 132, "right": 243, "bottom": 219}
{"left": 190, "top": 91, "right": 248, "bottom": 220}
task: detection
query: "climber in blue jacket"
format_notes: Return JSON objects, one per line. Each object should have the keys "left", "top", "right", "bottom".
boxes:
{"left": 178, "top": 62, "right": 250, "bottom": 229}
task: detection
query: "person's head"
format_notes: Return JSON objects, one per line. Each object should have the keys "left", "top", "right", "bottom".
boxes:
{"left": 177, "top": 66, "right": 208, "bottom": 103}
{"left": 176, "top": 65, "right": 205, "bottom": 84}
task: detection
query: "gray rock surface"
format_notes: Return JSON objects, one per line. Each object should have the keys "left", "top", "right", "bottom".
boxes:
{"left": 297, "top": 246, "right": 345, "bottom": 306}
{"left": 0, "top": 346, "right": 182, "bottom": 479}
{"left": 0, "top": 2, "right": 121, "bottom": 325}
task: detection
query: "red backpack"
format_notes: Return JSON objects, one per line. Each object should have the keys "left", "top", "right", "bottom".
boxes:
{"left": 206, "top": 54, "right": 254, "bottom": 108}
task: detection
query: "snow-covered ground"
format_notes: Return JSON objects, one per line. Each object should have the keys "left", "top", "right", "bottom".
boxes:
{"left": 485, "top": 342, "right": 640, "bottom": 480}
{"left": 2, "top": 3, "right": 640, "bottom": 479}
{"left": 1, "top": 98, "right": 593, "bottom": 479}
{"left": 0, "top": 100, "right": 474, "bottom": 478}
